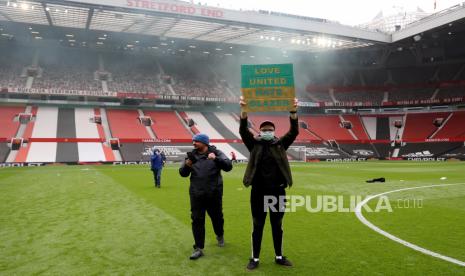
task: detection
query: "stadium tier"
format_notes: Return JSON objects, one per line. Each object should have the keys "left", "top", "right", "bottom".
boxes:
{"left": 1, "top": 106, "right": 464, "bottom": 162}
{"left": 402, "top": 112, "right": 451, "bottom": 140}
{"left": 433, "top": 111, "right": 465, "bottom": 139}
{"left": 106, "top": 109, "right": 152, "bottom": 139}
{"left": 144, "top": 111, "right": 192, "bottom": 140}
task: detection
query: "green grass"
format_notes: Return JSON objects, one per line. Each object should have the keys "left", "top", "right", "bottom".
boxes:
{"left": 1, "top": 162, "right": 465, "bottom": 275}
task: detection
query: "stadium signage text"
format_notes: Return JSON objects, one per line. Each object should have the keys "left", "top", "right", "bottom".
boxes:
{"left": 241, "top": 64, "right": 295, "bottom": 112}
{"left": 126, "top": 0, "right": 224, "bottom": 18}
{"left": 0, "top": 163, "right": 44, "bottom": 167}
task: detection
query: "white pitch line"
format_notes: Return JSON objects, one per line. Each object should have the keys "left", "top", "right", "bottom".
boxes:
{"left": 355, "top": 183, "right": 465, "bottom": 267}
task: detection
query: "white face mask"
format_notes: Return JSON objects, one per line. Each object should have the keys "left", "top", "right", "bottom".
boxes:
{"left": 260, "top": 131, "right": 275, "bottom": 141}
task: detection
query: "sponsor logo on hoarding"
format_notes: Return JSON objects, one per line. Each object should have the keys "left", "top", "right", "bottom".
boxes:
{"left": 353, "top": 149, "right": 374, "bottom": 156}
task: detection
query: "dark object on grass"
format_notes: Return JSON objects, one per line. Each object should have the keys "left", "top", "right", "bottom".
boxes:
{"left": 366, "top": 177, "right": 386, "bottom": 183}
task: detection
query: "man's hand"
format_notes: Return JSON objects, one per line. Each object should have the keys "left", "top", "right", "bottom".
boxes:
{"left": 240, "top": 96, "right": 247, "bottom": 119}
{"left": 291, "top": 97, "right": 298, "bottom": 112}
{"left": 185, "top": 159, "right": 193, "bottom": 167}
{"left": 207, "top": 153, "right": 216, "bottom": 160}
{"left": 290, "top": 98, "right": 298, "bottom": 119}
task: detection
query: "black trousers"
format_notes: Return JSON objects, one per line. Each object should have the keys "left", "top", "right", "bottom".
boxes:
{"left": 190, "top": 192, "right": 224, "bottom": 249}
{"left": 250, "top": 186, "right": 286, "bottom": 259}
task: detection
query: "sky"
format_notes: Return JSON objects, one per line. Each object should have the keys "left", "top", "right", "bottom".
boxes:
{"left": 195, "top": 0, "right": 464, "bottom": 25}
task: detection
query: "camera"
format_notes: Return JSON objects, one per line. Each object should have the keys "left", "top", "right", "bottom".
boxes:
{"left": 187, "top": 152, "right": 197, "bottom": 163}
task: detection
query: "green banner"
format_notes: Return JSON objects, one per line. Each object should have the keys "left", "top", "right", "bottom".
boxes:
{"left": 241, "top": 63, "right": 295, "bottom": 112}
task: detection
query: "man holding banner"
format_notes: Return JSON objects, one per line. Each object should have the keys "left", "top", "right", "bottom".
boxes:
{"left": 239, "top": 63, "right": 299, "bottom": 270}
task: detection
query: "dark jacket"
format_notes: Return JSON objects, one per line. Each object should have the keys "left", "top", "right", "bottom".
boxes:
{"left": 239, "top": 116, "right": 299, "bottom": 187}
{"left": 179, "top": 145, "right": 233, "bottom": 196}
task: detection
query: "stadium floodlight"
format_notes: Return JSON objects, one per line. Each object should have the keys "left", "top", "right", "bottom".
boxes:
{"left": 189, "top": 45, "right": 196, "bottom": 48}
{"left": 203, "top": 51, "right": 210, "bottom": 54}
{"left": 240, "top": 50, "right": 247, "bottom": 53}
{"left": 215, "top": 48, "right": 222, "bottom": 51}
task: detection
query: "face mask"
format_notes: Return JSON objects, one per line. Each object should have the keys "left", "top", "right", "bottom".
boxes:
{"left": 260, "top": 131, "right": 275, "bottom": 141}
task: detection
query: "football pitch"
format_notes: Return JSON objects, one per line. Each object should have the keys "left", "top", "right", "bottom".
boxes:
{"left": 1, "top": 162, "right": 464, "bottom": 275}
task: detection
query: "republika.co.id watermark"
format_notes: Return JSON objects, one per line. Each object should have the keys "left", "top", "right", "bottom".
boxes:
{"left": 264, "top": 195, "right": 423, "bottom": 213}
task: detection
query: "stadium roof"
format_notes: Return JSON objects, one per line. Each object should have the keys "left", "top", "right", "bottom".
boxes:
{"left": 0, "top": 0, "right": 465, "bottom": 52}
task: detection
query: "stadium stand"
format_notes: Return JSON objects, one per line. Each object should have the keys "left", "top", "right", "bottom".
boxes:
{"left": 75, "top": 108, "right": 107, "bottom": 162}
{"left": 106, "top": 109, "right": 151, "bottom": 139}
{"left": 27, "top": 106, "right": 58, "bottom": 163}
{"left": 248, "top": 114, "right": 318, "bottom": 141}
{"left": 32, "top": 49, "right": 101, "bottom": 91}
{"left": 144, "top": 111, "right": 192, "bottom": 140}
{"left": 0, "top": 106, "right": 24, "bottom": 139}
{"left": 433, "top": 111, "right": 465, "bottom": 138}
{"left": 105, "top": 53, "right": 168, "bottom": 94}
{"left": 402, "top": 112, "right": 451, "bottom": 140}
{"left": 202, "top": 112, "right": 238, "bottom": 139}
{"left": 0, "top": 45, "right": 31, "bottom": 90}
{"left": 339, "top": 115, "right": 371, "bottom": 140}
{"left": 300, "top": 115, "right": 354, "bottom": 140}
{"left": 55, "top": 108, "right": 79, "bottom": 162}
{"left": 0, "top": 143, "right": 9, "bottom": 163}
{"left": 213, "top": 112, "right": 242, "bottom": 138}
{"left": 159, "top": 57, "right": 228, "bottom": 97}
{"left": 185, "top": 111, "right": 224, "bottom": 139}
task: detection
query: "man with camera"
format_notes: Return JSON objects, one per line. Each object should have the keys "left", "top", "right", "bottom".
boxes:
{"left": 179, "top": 133, "right": 233, "bottom": 260}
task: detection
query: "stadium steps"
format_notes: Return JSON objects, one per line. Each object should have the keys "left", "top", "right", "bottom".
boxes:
{"left": 201, "top": 112, "right": 237, "bottom": 139}
{"left": 342, "top": 114, "right": 370, "bottom": 140}
{"left": 178, "top": 111, "right": 200, "bottom": 134}
{"left": 361, "top": 116, "right": 377, "bottom": 139}
{"left": 339, "top": 115, "right": 358, "bottom": 140}
{"left": 185, "top": 112, "right": 223, "bottom": 138}
{"left": 375, "top": 117, "right": 390, "bottom": 140}
{"left": 27, "top": 106, "right": 58, "bottom": 163}
{"left": 99, "top": 108, "right": 122, "bottom": 162}
{"left": 0, "top": 105, "right": 26, "bottom": 162}
{"left": 75, "top": 108, "right": 107, "bottom": 162}
{"left": 14, "top": 106, "right": 38, "bottom": 162}
{"left": 145, "top": 111, "right": 193, "bottom": 139}
{"left": 55, "top": 108, "right": 79, "bottom": 162}
{"left": 137, "top": 109, "right": 157, "bottom": 139}
{"left": 389, "top": 115, "right": 405, "bottom": 140}
{"left": 214, "top": 112, "right": 241, "bottom": 138}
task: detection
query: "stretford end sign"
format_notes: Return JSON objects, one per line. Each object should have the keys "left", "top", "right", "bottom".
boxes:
{"left": 241, "top": 64, "right": 295, "bottom": 112}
